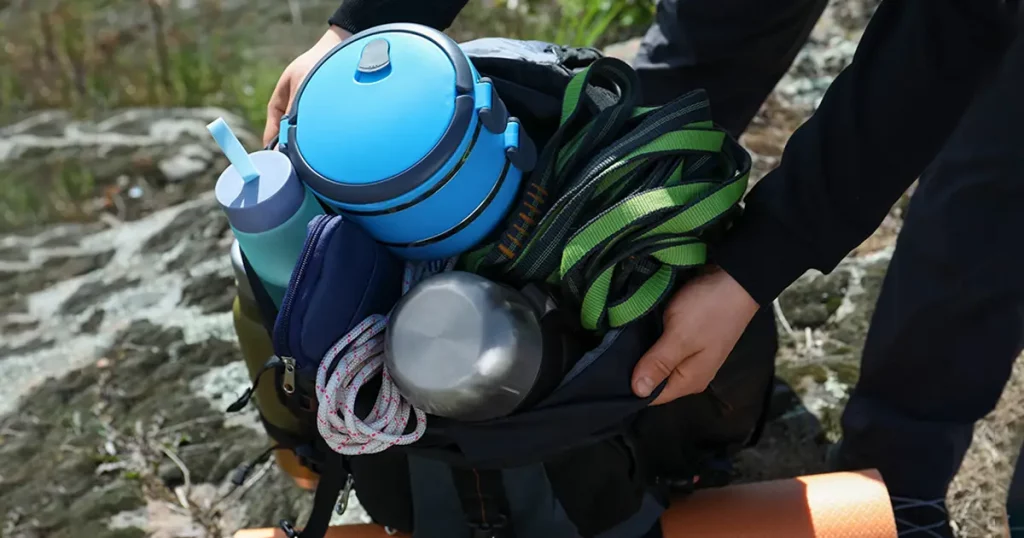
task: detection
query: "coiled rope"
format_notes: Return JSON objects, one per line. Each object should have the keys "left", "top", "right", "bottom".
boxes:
{"left": 315, "top": 258, "right": 455, "bottom": 455}
{"left": 463, "top": 57, "right": 750, "bottom": 332}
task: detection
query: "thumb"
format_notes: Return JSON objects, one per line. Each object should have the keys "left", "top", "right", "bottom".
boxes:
{"left": 631, "top": 328, "right": 695, "bottom": 398}
{"left": 263, "top": 71, "right": 292, "bottom": 147}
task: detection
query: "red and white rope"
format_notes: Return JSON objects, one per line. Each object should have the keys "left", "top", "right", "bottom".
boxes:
{"left": 315, "top": 258, "right": 455, "bottom": 455}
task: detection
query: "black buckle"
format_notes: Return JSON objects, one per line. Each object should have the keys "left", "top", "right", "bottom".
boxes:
{"left": 657, "top": 474, "right": 700, "bottom": 496}
{"left": 279, "top": 520, "right": 298, "bottom": 538}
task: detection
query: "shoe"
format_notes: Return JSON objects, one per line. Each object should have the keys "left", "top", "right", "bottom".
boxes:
{"left": 828, "top": 441, "right": 953, "bottom": 537}
{"left": 891, "top": 496, "right": 954, "bottom": 537}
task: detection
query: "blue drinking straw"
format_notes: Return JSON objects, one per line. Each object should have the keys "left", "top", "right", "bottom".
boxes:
{"left": 207, "top": 118, "right": 261, "bottom": 182}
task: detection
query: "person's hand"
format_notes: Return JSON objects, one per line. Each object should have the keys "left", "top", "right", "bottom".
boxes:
{"left": 263, "top": 25, "right": 353, "bottom": 146}
{"left": 631, "top": 265, "right": 760, "bottom": 405}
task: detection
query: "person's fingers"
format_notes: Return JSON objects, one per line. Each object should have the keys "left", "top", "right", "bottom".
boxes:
{"left": 631, "top": 327, "right": 696, "bottom": 398}
{"left": 649, "top": 349, "right": 721, "bottom": 406}
{"left": 283, "top": 78, "right": 301, "bottom": 122}
{"left": 263, "top": 70, "right": 292, "bottom": 146}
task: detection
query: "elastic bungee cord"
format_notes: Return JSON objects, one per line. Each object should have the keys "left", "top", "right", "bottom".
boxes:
{"left": 315, "top": 258, "right": 455, "bottom": 455}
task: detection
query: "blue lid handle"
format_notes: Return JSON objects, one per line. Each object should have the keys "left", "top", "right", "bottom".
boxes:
{"left": 207, "top": 118, "right": 261, "bottom": 182}
{"left": 279, "top": 116, "right": 290, "bottom": 148}
{"left": 474, "top": 79, "right": 492, "bottom": 110}
{"left": 475, "top": 78, "right": 509, "bottom": 134}
{"left": 504, "top": 118, "right": 537, "bottom": 172}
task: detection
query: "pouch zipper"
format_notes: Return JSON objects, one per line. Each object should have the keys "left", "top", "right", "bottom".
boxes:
{"left": 282, "top": 356, "right": 297, "bottom": 395}
{"left": 225, "top": 355, "right": 284, "bottom": 412}
{"left": 273, "top": 214, "right": 332, "bottom": 362}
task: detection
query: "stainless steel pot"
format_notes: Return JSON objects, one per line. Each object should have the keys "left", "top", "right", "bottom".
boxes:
{"left": 385, "top": 271, "right": 562, "bottom": 422}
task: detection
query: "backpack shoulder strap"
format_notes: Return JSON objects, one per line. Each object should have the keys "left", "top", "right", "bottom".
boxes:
{"left": 450, "top": 467, "right": 515, "bottom": 538}
{"left": 281, "top": 451, "right": 351, "bottom": 538}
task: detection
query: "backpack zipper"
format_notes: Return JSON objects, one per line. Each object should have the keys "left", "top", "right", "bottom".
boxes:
{"left": 282, "top": 356, "right": 297, "bottom": 395}
{"left": 273, "top": 214, "right": 332, "bottom": 362}
{"left": 226, "top": 355, "right": 284, "bottom": 412}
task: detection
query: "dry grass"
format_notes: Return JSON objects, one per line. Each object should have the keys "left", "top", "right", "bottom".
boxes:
{"left": 949, "top": 355, "right": 1024, "bottom": 537}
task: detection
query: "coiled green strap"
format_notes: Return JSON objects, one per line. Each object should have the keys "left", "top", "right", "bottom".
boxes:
{"left": 462, "top": 57, "right": 750, "bottom": 332}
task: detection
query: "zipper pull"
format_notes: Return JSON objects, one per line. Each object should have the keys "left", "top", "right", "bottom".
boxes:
{"left": 335, "top": 474, "right": 355, "bottom": 515}
{"left": 227, "top": 356, "right": 283, "bottom": 412}
{"left": 282, "top": 356, "right": 297, "bottom": 395}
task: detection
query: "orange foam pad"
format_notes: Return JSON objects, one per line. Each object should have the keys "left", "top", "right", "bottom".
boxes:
{"left": 275, "top": 450, "right": 319, "bottom": 491}
{"left": 234, "top": 470, "right": 896, "bottom": 538}
{"left": 233, "top": 527, "right": 407, "bottom": 538}
{"left": 661, "top": 470, "right": 898, "bottom": 538}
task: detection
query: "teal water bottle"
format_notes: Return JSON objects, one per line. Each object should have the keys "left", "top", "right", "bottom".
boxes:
{"left": 209, "top": 118, "right": 324, "bottom": 306}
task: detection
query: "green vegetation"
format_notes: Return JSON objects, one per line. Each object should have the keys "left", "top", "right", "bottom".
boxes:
{"left": 552, "top": 0, "right": 655, "bottom": 48}
{"left": 451, "top": 0, "right": 654, "bottom": 50}
{"left": 0, "top": 0, "right": 293, "bottom": 129}
{"left": 0, "top": 158, "right": 97, "bottom": 231}
{"left": 0, "top": 0, "right": 654, "bottom": 231}
{"left": 0, "top": 0, "right": 655, "bottom": 130}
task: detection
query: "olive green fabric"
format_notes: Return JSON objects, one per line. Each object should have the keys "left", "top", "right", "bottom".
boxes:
{"left": 233, "top": 296, "right": 305, "bottom": 434}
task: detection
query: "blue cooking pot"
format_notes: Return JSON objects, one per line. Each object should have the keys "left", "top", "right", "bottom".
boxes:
{"left": 278, "top": 23, "right": 537, "bottom": 260}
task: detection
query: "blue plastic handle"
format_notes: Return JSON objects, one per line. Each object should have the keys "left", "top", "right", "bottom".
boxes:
{"left": 207, "top": 118, "right": 261, "bottom": 182}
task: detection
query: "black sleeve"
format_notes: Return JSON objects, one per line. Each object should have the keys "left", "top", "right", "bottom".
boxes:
{"left": 711, "top": 0, "right": 1018, "bottom": 306}
{"left": 329, "top": 0, "right": 471, "bottom": 34}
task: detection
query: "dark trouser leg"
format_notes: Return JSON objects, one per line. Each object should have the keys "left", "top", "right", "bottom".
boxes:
{"left": 632, "top": 0, "right": 828, "bottom": 137}
{"left": 837, "top": 31, "right": 1024, "bottom": 500}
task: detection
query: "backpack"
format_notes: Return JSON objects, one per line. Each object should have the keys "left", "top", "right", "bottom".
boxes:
{"left": 228, "top": 36, "right": 778, "bottom": 538}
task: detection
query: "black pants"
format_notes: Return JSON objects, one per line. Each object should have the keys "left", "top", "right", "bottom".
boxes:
{"left": 634, "top": 0, "right": 1024, "bottom": 498}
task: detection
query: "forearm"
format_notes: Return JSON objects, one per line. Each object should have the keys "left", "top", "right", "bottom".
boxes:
{"left": 713, "top": 0, "right": 1017, "bottom": 305}
{"left": 329, "top": 0, "right": 471, "bottom": 34}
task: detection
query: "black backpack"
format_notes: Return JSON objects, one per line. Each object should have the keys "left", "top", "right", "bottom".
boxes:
{"left": 234, "top": 37, "right": 778, "bottom": 538}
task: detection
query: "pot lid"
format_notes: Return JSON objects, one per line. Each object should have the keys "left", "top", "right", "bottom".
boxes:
{"left": 290, "top": 25, "right": 475, "bottom": 192}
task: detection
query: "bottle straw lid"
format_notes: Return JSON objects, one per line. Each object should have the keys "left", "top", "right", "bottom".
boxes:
{"left": 208, "top": 118, "right": 307, "bottom": 234}
{"left": 207, "top": 118, "right": 261, "bottom": 182}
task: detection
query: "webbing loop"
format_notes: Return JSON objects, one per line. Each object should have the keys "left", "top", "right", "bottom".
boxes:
{"left": 462, "top": 57, "right": 750, "bottom": 332}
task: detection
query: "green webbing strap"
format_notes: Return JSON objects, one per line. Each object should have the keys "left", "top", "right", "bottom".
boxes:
{"left": 461, "top": 57, "right": 751, "bottom": 332}
{"left": 466, "top": 59, "right": 642, "bottom": 270}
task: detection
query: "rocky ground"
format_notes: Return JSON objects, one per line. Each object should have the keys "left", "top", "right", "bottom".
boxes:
{"left": 1, "top": 1, "right": 1020, "bottom": 537}
{"left": 0, "top": 109, "right": 334, "bottom": 538}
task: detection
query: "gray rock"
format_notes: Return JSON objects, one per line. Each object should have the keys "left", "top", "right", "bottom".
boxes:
{"left": 81, "top": 309, "right": 106, "bottom": 333}
{"left": 61, "top": 276, "right": 141, "bottom": 316}
{"left": 769, "top": 0, "right": 869, "bottom": 114}
{"left": 737, "top": 253, "right": 891, "bottom": 481}
{"left": 0, "top": 336, "right": 55, "bottom": 359}
{"left": 181, "top": 272, "right": 237, "bottom": 314}
{"left": 0, "top": 316, "right": 39, "bottom": 334}
{"left": 0, "top": 250, "right": 115, "bottom": 315}
{"left": 767, "top": 250, "right": 892, "bottom": 448}
{"left": 0, "top": 245, "right": 28, "bottom": 261}
{"left": 67, "top": 482, "right": 145, "bottom": 525}
{"left": 0, "top": 108, "right": 252, "bottom": 231}
{"left": 157, "top": 143, "right": 213, "bottom": 183}
{"left": 778, "top": 271, "right": 850, "bottom": 329}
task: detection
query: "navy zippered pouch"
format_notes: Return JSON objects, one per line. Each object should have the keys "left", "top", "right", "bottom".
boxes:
{"left": 272, "top": 214, "right": 404, "bottom": 373}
